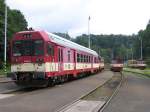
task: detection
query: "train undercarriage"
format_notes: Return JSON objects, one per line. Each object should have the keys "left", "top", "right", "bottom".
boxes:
{"left": 10, "top": 69, "right": 102, "bottom": 87}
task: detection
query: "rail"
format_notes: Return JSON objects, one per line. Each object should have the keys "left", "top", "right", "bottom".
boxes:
{"left": 99, "top": 72, "right": 124, "bottom": 112}
{"left": 0, "top": 76, "right": 15, "bottom": 83}
{"left": 55, "top": 71, "right": 124, "bottom": 112}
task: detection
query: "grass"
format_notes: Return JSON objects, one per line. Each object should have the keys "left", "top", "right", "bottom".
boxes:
{"left": 0, "top": 66, "right": 11, "bottom": 76}
{"left": 123, "top": 67, "right": 150, "bottom": 78}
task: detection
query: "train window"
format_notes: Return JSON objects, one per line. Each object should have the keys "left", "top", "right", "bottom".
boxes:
{"left": 77, "top": 53, "right": 79, "bottom": 62}
{"left": 58, "top": 48, "right": 61, "bottom": 62}
{"left": 94, "top": 57, "right": 96, "bottom": 63}
{"left": 68, "top": 51, "right": 70, "bottom": 62}
{"left": 83, "top": 55, "right": 85, "bottom": 62}
{"left": 47, "top": 44, "right": 54, "bottom": 56}
{"left": 34, "top": 40, "right": 44, "bottom": 56}
{"left": 23, "top": 40, "right": 33, "bottom": 56}
{"left": 81, "top": 54, "right": 83, "bottom": 62}
{"left": 13, "top": 40, "right": 44, "bottom": 56}
{"left": 86, "top": 56, "right": 88, "bottom": 62}
{"left": 77, "top": 53, "right": 80, "bottom": 62}
{"left": 61, "top": 49, "right": 63, "bottom": 62}
{"left": 74, "top": 52, "right": 76, "bottom": 62}
{"left": 89, "top": 56, "right": 91, "bottom": 63}
{"left": 13, "top": 41, "right": 22, "bottom": 56}
{"left": 84, "top": 55, "right": 86, "bottom": 62}
{"left": 86, "top": 56, "right": 88, "bottom": 63}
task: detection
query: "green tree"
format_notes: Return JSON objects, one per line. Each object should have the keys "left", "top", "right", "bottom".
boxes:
{"left": 0, "top": 0, "right": 28, "bottom": 62}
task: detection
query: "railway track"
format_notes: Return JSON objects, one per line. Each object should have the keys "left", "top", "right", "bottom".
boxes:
{"left": 0, "top": 70, "right": 114, "bottom": 112}
{"left": 0, "top": 70, "right": 106, "bottom": 95}
{"left": 99, "top": 72, "right": 123, "bottom": 112}
{"left": 0, "top": 77, "right": 28, "bottom": 94}
{"left": 0, "top": 76, "right": 14, "bottom": 83}
{"left": 0, "top": 80, "right": 15, "bottom": 83}
{"left": 56, "top": 71, "right": 123, "bottom": 112}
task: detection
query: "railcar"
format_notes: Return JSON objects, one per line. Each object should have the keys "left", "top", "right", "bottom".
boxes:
{"left": 10, "top": 30, "right": 103, "bottom": 87}
{"left": 110, "top": 59, "right": 123, "bottom": 72}
{"left": 100, "top": 57, "right": 104, "bottom": 70}
{"left": 127, "top": 60, "right": 146, "bottom": 70}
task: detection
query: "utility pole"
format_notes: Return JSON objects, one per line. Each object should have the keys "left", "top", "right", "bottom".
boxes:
{"left": 140, "top": 37, "right": 143, "bottom": 60}
{"left": 131, "top": 47, "right": 133, "bottom": 60}
{"left": 4, "top": 1, "right": 7, "bottom": 74}
{"left": 88, "top": 16, "right": 91, "bottom": 49}
{"left": 111, "top": 48, "right": 114, "bottom": 60}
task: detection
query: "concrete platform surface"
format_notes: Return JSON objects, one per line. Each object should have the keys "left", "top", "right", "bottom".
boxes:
{"left": 59, "top": 100, "right": 105, "bottom": 112}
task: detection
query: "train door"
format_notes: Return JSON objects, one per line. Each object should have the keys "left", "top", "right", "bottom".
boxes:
{"left": 91, "top": 56, "right": 94, "bottom": 72}
{"left": 58, "top": 47, "right": 63, "bottom": 72}
{"left": 73, "top": 50, "right": 76, "bottom": 70}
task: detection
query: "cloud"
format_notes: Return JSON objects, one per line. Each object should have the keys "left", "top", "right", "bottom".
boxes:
{"left": 6, "top": 0, "right": 150, "bottom": 37}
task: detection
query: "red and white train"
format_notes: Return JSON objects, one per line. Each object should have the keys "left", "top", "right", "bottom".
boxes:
{"left": 10, "top": 30, "right": 104, "bottom": 87}
{"left": 110, "top": 59, "right": 123, "bottom": 72}
{"left": 127, "top": 60, "right": 146, "bottom": 70}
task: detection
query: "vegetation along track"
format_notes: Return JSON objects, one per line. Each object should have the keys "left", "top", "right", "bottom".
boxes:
{"left": 56, "top": 71, "right": 123, "bottom": 112}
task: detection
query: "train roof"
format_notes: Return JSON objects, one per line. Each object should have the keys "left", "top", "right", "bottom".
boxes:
{"left": 46, "top": 32, "right": 98, "bottom": 56}
{"left": 15, "top": 30, "right": 99, "bottom": 56}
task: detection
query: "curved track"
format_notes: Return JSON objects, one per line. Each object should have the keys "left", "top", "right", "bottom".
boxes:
{"left": 56, "top": 72, "right": 123, "bottom": 112}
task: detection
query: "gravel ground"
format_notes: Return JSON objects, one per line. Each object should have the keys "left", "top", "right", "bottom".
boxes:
{"left": 103, "top": 72, "right": 150, "bottom": 112}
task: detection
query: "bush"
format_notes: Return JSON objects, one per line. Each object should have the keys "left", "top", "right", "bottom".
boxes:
{"left": 145, "top": 58, "right": 150, "bottom": 67}
{"left": 0, "top": 60, "right": 3, "bottom": 69}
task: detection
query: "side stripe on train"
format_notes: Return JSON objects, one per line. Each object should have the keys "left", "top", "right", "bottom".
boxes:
{"left": 11, "top": 63, "right": 101, "bottom": 72}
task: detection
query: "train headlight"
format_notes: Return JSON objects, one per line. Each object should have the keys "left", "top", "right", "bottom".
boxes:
{"left": 36, "top": 58, "right": 44, "bottom": 64}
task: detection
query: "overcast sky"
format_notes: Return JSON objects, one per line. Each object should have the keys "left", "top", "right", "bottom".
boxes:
{"left": 6, "top": 0, "right": 150, "bottom": 37}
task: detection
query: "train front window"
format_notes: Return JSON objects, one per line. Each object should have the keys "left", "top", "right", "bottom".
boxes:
{"left": 23, "top": 40, "right": 32, "bottom": 56}
{"left": 12, "top": 40, "right": 44, "bottom": 56}
{"left": 13, "top": 41, "right": 22, "bottom": 56}
{"left": 33, "top": 40, "right": 44, "bottom": 56}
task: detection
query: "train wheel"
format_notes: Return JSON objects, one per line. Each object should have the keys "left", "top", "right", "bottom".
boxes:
{"left": 47, "top": 78, "right": 55, "bottom": 87}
